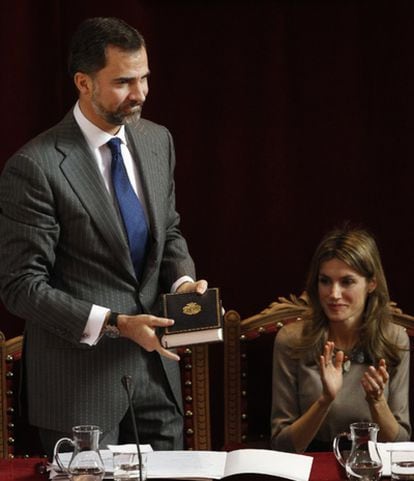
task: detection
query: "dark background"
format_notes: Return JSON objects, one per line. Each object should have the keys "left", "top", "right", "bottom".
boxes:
{"left": 1, "top": 0, "right": 414, "bottom": 339}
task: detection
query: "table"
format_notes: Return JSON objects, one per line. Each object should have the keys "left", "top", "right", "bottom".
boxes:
{"left": 0, "top": 457, "right": 48, "bottom": 481}
{"left": 0, "top": 452, "right": 345, "bottom": 481}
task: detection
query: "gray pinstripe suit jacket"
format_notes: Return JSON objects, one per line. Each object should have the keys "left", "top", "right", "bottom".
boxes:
{"left": 0, "top": 109, "right": 195, "bottom": 433}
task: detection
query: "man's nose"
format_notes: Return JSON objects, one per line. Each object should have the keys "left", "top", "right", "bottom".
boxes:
{"left": 129, "top": 82, "right": 146, "bottom": 102}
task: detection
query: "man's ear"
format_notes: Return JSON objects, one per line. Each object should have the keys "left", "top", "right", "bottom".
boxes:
{"left": 74, "top": 72, "right": 93, "bottom": 95}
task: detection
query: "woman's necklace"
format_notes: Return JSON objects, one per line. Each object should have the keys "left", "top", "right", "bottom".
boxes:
{"left": 333, "top": 345, "right": 365, "bottom": 373}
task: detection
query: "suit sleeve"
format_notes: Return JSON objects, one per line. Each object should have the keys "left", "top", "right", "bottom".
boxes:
{"left": 0, "top": 152, "right": 92, "bottom": 344}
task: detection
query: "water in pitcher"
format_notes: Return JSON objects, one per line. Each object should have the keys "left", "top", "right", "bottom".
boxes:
{"left": 346, "top": 460, "right": 382, "bottom": 481}
{"left": 70, "top": 466, "right": 105, "bottom": 481}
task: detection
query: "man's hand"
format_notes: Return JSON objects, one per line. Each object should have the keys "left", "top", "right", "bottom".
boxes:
{"left": 176, "top": 280, "right": 226, "bottom": 315}
{"left": 117, "top": 314, "right": 180, "bottom": 361}
{"left": 176, "top": 279, "right": 208, "bottom": 294}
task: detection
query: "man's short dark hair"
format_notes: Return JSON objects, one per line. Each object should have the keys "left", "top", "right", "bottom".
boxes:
{"left": 68, "top": 17, "right": 145, "bottom": 78}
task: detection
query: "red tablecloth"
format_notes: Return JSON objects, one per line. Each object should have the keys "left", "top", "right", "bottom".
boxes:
{"left": 307, "top": 451, "right": 345, "bottom": 481}
{"left": 0, "top": 457, "right": 47, "bottom": 481}
{"left": 0, "top": 452, "right": 345, "bottom": 481}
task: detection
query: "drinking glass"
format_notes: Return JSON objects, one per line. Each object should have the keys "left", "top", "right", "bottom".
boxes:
{"left": 391, "top": 450, "right": 414, "bottom": 480}
{"left": 113, "top": 452, "right": 147, "bottom": 481}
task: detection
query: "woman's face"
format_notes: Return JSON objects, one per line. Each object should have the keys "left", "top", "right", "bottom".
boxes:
{"left": 318, "top": 258, "right": 376, "bottom": 327}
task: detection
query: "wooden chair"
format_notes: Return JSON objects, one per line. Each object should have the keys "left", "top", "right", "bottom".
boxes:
{"left": 223, "top": 295, "right": 414, "bottom": 448}
{"left": 0, "top": 331, "right": 212, "bottom": 458}
{"left": 178, "top": 344, "right": 212, "bottom": 450}
{"left": 1, "top": 332, "right": 35, "bottom": 458}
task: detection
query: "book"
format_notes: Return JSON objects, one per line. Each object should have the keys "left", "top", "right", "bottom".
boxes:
{"left": 161, "top": 288, "right": 223, "bottom": 348}
{"left": 146, "top": 449, "right": 313, "bottom": 481}
{"left": 49, "top": 448, "right": 313, "bottom": 481}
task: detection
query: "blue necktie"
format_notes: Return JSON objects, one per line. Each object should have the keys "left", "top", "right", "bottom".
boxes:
{"left": 107, "top": 138, "right": 149, "bottom": 280}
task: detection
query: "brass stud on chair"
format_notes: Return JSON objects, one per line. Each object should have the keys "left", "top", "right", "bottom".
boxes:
{"left": 6, "top": 371, "right": 14, "bottom": 378}
{"left": 185, "top": 380, "right": 192, "bottom": 387}
{"left": 7, "top": 407, "right": 15, "bottom": 414}
{"left": 185, "top": 363, "right": 192, "bottom": 370}
{"left": 184, "top": 348, "right": 192, "bottom": 355}
{"left": 6, "top": 389, "right": 14, "bottom": 396}
{"left": 276, "top": 321, "right": 284, "bottom": 328}
{"left": 186, "top": 428, "right": 194, "bottom": 436}
{"left": 241, "top": 413, "right": 247, "bottom": 420}
{"left": 8, "top": 437, "right": 15, "bottom": 445}
{"left": 185, "top": 410, "right": 193, "bottom": 417}
{"left": 185, "top": 395, "right": 193, "bottom": 402}
{"left": 6, "top": 354, "right": 14, "bottom": 362}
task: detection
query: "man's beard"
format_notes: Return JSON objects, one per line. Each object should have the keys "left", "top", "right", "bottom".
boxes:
{"left": 92, "top": 92, "right": 143, "bottom": 126}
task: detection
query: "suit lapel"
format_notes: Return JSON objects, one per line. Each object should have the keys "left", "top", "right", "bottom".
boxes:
{"left": 126, "top": 122, "right": 160, "bottom": 239}
{"left": 126, "top": 122, "right": 162, "bottom": 284}
{"left": 56, "top": 112, "right": 137, "bottom": 282}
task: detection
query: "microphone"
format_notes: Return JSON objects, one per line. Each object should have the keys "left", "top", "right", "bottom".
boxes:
{"left": 121, "top": 375, "right": 143, "bottom": 481}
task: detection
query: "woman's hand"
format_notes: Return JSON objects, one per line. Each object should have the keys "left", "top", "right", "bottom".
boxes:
{"left": 319, "top": 341, "right": 345, "bottom": 402}
{"left": 361, "top": 358, "right": 389, "bottom": 404}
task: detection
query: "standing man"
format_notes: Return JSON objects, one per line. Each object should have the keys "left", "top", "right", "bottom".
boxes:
{"left": 0, "top": 17, "right": 206, "bottom": 456}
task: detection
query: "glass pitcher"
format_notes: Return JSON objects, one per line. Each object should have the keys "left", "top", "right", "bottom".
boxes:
{"left": 53, "top": 424, "right": 105, "bottom": 481}
{"left": 333, "top": 422, "right": 383, "bottom": 481}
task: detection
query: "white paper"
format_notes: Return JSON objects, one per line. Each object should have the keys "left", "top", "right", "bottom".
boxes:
{"left": 147, "top": 451, "right": 227, "bottom": 479}
{"left": 223, "top": 449, "right": 313, "bottom": 481}
{"left": 107, "top": 443, "right": 153, "bottom": 454}
{"left": 146, "top": 449, "right": 312, "bottom": 480}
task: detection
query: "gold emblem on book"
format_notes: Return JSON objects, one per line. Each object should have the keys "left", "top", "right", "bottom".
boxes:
{"left": 182, "top": 302, "right": 202, "bottom": 315}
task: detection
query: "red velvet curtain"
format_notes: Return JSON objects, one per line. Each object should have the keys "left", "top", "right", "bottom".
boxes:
{"left": 1, "top": 0, "right": 414, "bottom": 338}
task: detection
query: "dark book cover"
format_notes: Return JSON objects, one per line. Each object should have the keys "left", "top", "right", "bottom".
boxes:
{"left": 163, "top": 287, "right": 222, "bottom": 334}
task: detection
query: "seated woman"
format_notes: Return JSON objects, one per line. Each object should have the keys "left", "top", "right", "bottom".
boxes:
{"left": 271, "top": 226, "right": 411, "bottom": 453}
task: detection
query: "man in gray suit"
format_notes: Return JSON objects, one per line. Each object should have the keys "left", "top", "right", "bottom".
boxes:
{"left": 0, "top": 17, "right": 207, "bottom": 457}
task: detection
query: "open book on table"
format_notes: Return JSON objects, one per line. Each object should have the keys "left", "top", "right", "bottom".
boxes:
{"left": 146, "top": 449, "right": 313, "bottom": 481}
{"left": 49, "top": 447, "right": 313, "bottom": 481}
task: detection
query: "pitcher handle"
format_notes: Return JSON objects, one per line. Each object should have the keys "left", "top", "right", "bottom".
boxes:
{"left": 53, "top": 437, "right": 74, "bottom": 473}
{"left": 333, "top": 431, "right": 351, "bottom": 467}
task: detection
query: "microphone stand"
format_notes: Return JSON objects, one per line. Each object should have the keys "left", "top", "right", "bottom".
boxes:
{"left": 121, "top": 375, "right": 143, "bottom": 481}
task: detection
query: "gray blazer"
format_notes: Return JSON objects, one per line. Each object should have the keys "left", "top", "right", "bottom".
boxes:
{"left": 0, "top": 109, "right": 195, "bottom": 433}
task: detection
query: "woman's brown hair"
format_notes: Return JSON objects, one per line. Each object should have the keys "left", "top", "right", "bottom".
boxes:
{"left": 296, "top": 225, "right": 402, "bottom": 367}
